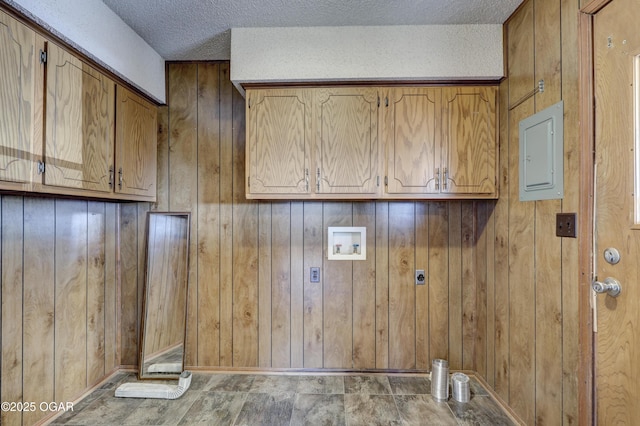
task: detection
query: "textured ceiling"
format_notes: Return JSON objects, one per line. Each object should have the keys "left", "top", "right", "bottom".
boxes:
{"left": 100, "top": 0, "right": 524, "bottom": 60}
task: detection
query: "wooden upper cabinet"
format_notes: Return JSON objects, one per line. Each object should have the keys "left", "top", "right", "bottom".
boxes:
{"left": 246, "top": 88, "right": 312, "bottom": 197}
{"left": 115, "top": 85, "right": 157, "bottom": 199}
{"left": 442, "top": 86, "right": 497, "bottom": 196}
{"left": 43, "top": 41, "right": 115, "bottom": 193}
{"left": 383, "top": 87, "right": 441, "bottom": 195}
{"left": 0, "top": 11, "right": 157, "bottom": 201}
{"left": 245, "top": 85, "right": 497, "bottom": 200}
{"left": 0, "top": 11, "right": 42, "bottom": 190}
{"left": 315, "top": 87, "right": 379, "bottom": 195}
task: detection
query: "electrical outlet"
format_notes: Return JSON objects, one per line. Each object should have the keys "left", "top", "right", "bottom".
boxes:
{"left": 556, "top": 213, "right": 577, "bottom": 238}
{"left": 416, "top": 269, "right": 426, "bottom": 285}
{"left": 310, "top": 267, "right": 320, "bottom": 283}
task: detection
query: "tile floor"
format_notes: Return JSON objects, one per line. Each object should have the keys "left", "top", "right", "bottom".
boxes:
{"left": 49, "top": 371, "right": 516, "bottom": 425}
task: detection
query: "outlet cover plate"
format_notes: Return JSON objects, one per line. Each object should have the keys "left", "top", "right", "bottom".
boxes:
{"left": 556, "top": 213, "right": 577, "bottom": 238}
{"left": 310, "top": 267, "right": 320, "bottom": 283}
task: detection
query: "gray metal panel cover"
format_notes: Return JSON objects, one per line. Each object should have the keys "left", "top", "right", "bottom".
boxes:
{"left": 519, "top": 100, "right": 564, "bottom": 201}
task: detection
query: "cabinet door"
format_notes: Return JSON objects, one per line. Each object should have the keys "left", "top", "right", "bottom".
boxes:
{"left": 115, "top": 86, "right": 157, "bottom": 199}
{"left": 246, "top": 88, "right": 312, "bottom": 197}
{"left": 0, "top": 11, "right": 42, "bottom": 189}
{"left": 315, "top": 87, "right": 379, "bottom": 195}
{"left": 442, "top": 86, "right": 497, "bottom": 195}
{"left": 44, "top": 41, "right": 115, "bottom": 192}
{"left": 384, "top": 87, "right": 441, "bottom": 195}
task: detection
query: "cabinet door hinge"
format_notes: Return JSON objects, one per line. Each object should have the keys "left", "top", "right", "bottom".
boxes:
{"left": 248, "top": 176, "right": 250, "bottom": 188}
{"left": 39, "top": 49, "right": 47, "bottom": 64}
{"left": 118, "top": 167, "right": 123, "bottom": 189}
{"left": 37, "top": 161, "right": 45, "bottom": 174}
{"left": 109, "top": 167, "right": 114, "bottom": 188}
{"left": 377, "top": 96, "right": 380, "bottom": 108}
{"left": 376, "top": 176, "right": 380, "bottom": 187}
{"left": 384, "top": 176, "right": 388, "bottom": 186}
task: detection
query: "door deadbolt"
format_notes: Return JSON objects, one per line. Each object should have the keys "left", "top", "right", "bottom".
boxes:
{"left": 603, "top": 247, "right": 621, "bottom": 265}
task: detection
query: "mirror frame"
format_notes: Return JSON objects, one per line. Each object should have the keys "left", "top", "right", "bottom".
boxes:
{"left": 138, "top": 211, "right": 191, "bottom": 380}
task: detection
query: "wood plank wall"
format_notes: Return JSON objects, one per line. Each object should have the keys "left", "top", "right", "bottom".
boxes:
{"left": 479, "top": 0, "right": 581, "bottom": 424}
{"left": 0, "top": 5, "right": 583, "bottom": 421}
{"left": 0, "top": 197, "right": 126, "bottom": 426}
{"left": 160, "top": 62, "right": 492, "bottom": 373}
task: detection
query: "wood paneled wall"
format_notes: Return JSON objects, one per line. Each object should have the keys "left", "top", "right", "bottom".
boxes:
{"left": 479, "top": 0, "right": 581, "bottom": 424}
{"left": 0, "top": 197, "right": 127, "bottom": 426}
{"left": 160, "top": 62, "right": 492, "bottom": 373}
{"left": 0, "top": 7, "right": 583, "bottom": 420}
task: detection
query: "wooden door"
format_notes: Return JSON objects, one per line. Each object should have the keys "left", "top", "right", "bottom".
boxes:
{"left": 383, "top": 87, "right": 441, "bottom": 195}
{"left": 0, "top": 11, "right": 42, "bottom": 189}
{"left": 442, "top": 86, "right": 497, "bottom": 195}
{"left": 115, "top": 85, "right": 157, "bottom": 200}
{"left": 593, "top": 0, "right": 640, "bottom": 423}
{"left": 315, "top": 87, "right": 380, "bottom": 195}
{"left": 246, "top": 88, "right": 312, "bottom": 197}
{"left": 44, "top": 41, "right": 114, "bottom": 192}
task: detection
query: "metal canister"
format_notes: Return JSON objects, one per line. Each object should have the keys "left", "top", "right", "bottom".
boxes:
{"left": 431, "top": 359, "right": 449, "bottom": 401}
{"left": 451, "top": 372, "right": 471, "bottom": 403}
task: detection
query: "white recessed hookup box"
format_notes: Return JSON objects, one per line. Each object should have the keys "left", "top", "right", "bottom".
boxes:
{"left": 328, "top": 227, "right": 366, "bottom": 260}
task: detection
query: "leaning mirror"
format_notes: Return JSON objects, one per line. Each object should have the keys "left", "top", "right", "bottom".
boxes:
{"left": 139, "top": 212, "right": 190, "bottom": 379}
